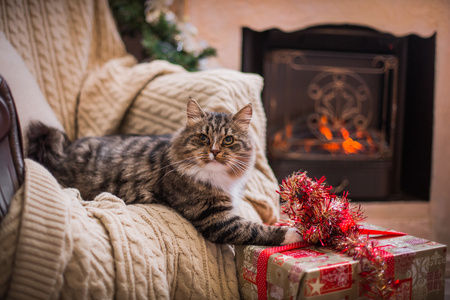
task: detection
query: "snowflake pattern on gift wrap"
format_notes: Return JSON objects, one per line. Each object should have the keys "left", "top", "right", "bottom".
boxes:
{"left": 273, "top": 249, "right": 325, "bottom": 267}
{"left": 268, "top": 283, "right": 284, "bottom": 300}
{"left": 320, "top": 263, "right": 353, "bottom": 292}
{"left": 309, "top": 255, "right": 329, "bottom": 264}
{"left": 288, "top": 262, "right": 304, "bottom": 283}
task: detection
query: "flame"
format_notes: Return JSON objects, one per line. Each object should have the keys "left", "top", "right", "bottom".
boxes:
{"left": 273, "top": 131, "right": 286, "bottom": 150}
{"left": 319, "top": 119, "right": 364, "bottom": 154}
{"left": 340, "top": 128, "right": 350, "bottom": 139}
{"left": 272, "top": 122, "right": 293, "bottom": 151}
{"left": 319, "top": 116, "right": 332, "bottom": 140}
{"left": 357, "top": 130, "right": 374, "bottom": 147}
{"left": 323, "top": 142, "right": 341, "bottom": 153}
{"left": 271, "top": 118, "right": 371, "bottom": 156}
{"left": 340, "top": 128, "right": 364, "bottom": 154}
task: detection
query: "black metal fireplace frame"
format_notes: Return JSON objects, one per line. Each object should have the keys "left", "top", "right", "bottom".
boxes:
{"left": 242, "top": 25, "right": 435, "bottom": 201}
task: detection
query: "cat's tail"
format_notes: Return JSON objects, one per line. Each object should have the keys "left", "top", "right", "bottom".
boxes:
{"left": 26, "top": 121, "right": 70, "bottom": 170}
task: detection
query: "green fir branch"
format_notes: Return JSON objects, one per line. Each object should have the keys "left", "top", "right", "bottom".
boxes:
{"left": 109, "top": 0, "right": 216, "bottom": 71}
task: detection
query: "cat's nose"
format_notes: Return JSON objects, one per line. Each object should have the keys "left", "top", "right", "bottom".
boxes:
{"left": 211, "top": 149, "right": 221, "bottom": 157}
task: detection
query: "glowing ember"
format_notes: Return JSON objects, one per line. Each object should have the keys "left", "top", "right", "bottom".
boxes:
{"left": 270, "top": 119, "right": 379, "bottom": 158}
{"left": 273, "top": 131, "right": 287, "bottom": 151}
{"left": 340, "top": 128, "right": 364, "bottom": 154}
{"left": 322, "top": 142, "right": 341, "bottom": 153}
{"left": 319, "top": 116, "right": 332, "bottom": 140}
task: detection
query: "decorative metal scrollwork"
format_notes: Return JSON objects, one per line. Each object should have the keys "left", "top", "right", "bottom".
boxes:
{"left": 306, "top": 69, "right": 372, "bottom": 141}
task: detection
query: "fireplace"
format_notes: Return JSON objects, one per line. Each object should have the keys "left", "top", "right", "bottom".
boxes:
{"left": 242, "top": 25, "right": 435, "bottom": 201}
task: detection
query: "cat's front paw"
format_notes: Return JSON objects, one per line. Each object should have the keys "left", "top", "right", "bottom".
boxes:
{"left": 281, "top": 227, "right": 302, "bottom": 245}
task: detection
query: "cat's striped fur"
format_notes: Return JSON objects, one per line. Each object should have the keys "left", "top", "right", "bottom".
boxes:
{"left": 27, "top": 98, "right": 301, "bottom": 246}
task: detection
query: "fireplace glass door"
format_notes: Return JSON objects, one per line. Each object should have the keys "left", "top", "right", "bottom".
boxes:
{"left": 264, "top": 49, "right": 398, "bottom": 161}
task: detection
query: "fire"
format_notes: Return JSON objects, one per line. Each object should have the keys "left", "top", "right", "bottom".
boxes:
{"left": 272, "top": 121, "right": 293, "bottom": 151}
{"left": 270, "top": 118, "right": 371, "bottom": 157}
{"left": 319, "top": 116, "right": 332, "bottom": 140}
{"left": 340, "top": 128, "right": 364, "bottom": 154}
{"left": 323, "top": 142, "right": 341, "bottom": 153}
{"left": 318, "top": 118, "right": 365, "bottom": 154}
{"left": 273, "top": 131, "right": 287, "bottom": 151}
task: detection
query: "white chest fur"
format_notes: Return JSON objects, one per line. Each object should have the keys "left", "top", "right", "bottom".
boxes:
{"left": 186, "top": 161, "right": 249, "bottom": 206}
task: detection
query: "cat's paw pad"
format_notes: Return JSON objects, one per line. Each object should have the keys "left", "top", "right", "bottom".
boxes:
{"left": 281, "top": 227, "right": 302, "bottom": 245}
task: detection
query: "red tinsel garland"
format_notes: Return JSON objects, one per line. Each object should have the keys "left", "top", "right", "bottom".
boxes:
{"left": 277, "top": 171, "right": 399, "bottom": 299}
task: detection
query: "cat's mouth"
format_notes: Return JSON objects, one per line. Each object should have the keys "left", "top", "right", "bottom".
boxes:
{"left": 209, "top": 157, "right": 223, "bottom": 164}
{"left": 208, "top": 152, "right": 222, "bottom": 163}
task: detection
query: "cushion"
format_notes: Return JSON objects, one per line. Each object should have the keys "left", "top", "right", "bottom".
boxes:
{"left": 0, "top": 32, "right": 64, "bottom": 148}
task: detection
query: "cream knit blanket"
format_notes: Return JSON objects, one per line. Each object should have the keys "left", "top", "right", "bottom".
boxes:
{"left": 1, "top": 160, "right": 260, "bottom": 299}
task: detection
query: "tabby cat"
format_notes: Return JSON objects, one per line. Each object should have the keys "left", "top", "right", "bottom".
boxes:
{"left": 27, "top": 98, "right": 301, "bottom": 246}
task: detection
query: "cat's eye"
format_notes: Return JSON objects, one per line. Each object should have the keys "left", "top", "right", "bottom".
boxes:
{"left": 199, "top": 134, "right": 210, "bottom": 144}
{"left": 223, "top": 136, "right": 234, "bottom": 146}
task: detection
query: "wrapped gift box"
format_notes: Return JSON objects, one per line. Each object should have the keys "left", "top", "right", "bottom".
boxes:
{"left": 236, "top": 225, "right": 446, "bottom": 300}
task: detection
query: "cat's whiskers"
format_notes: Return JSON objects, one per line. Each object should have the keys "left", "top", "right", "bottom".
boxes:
{"left": 230, "top": 154, "right": 253, "bottom": 161}
{"left": 227, "top": 155, "right": 251, "bottom": 167}
{"left": 224, "top": 157, "right": 250, "bottom": 176}
{"left": 155, "top": 168, "right": 179, "bottom": 185}
{"left": 195, "top": 153, "right": 214, "bottom": 165}
{"left": 153, "top": 158, "right": 196, "bottom": 184}
{"left": 228, "top": 164, "right": 242, "bottom": 177}
{"left": 152, "top": 157, "right": 194, "bottom": 173}
{"left": 230, "top": 164, "right": 246, "bottom": 176}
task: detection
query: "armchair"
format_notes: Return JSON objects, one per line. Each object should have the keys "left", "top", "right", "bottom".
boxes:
{"left": 0, "top": 0, "right": 279, "bottom": 298}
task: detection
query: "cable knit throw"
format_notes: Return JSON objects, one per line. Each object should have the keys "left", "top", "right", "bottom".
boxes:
{"left": 0, "top": 160, "right": 251, "bottom": 299}
{"left": 0, "top": 0, "right": 280, "bottom": 298}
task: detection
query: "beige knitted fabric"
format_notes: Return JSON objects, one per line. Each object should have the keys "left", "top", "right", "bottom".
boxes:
{"left": 1, "top": 160, "right": 259, "bottom": 299}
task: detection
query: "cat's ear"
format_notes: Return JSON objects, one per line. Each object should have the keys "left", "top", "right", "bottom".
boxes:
{"left": 232, "top": 103, "right": 252, "bottom": 131}
{"left": 187, "top": 97, "right": 206, "bottom": 126}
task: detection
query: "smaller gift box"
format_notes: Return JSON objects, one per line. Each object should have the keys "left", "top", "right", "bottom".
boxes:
{"left": 236, "top": 224, "right": 447, "bottom": 300}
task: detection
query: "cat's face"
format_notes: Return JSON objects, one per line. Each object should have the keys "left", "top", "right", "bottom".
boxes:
{"left": 171, "top": 99, "right": 255, "bottom": 179}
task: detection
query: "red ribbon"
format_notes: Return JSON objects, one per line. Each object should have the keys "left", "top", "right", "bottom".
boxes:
{"left": 255, "top": 229, "right": 406, "bottom": 300}
{"left": 359, "top": 228, "right": 406, "bottom": 237}
{"left": 256, "top": 241, "right": 310, "bottom": 300}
